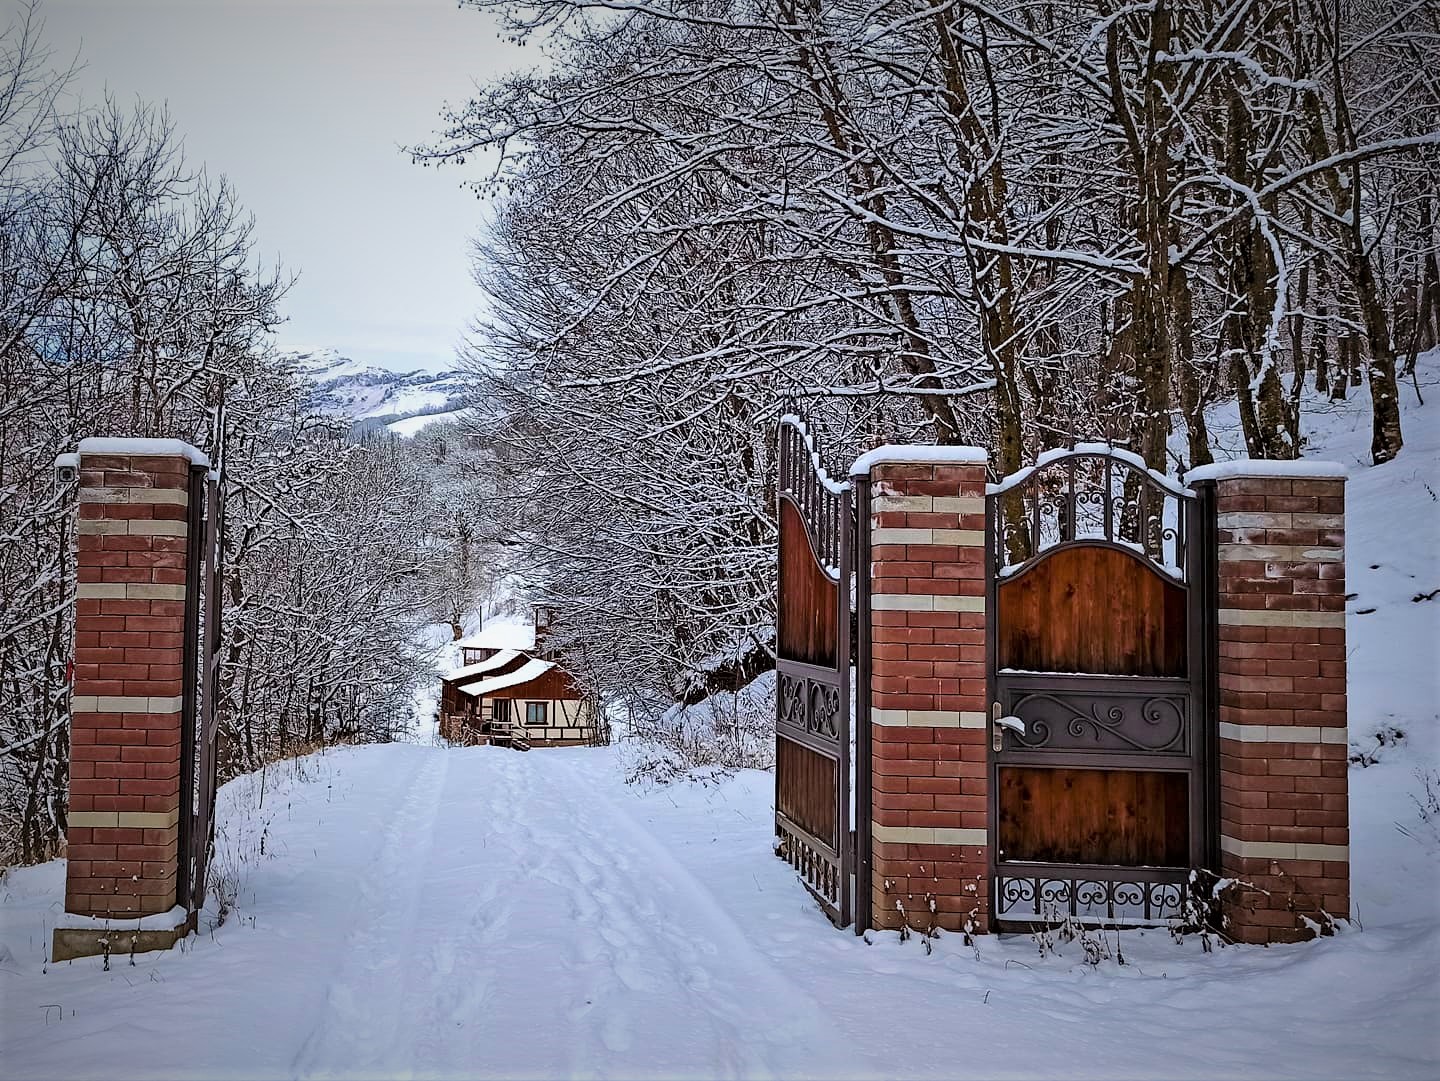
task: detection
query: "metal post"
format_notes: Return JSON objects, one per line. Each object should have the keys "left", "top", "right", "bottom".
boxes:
{"left": 853, "top": 474, "right": 872, "bottom": 935}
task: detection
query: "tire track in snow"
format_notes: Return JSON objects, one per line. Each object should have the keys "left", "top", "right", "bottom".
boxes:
{"left": 287, "top": 746, "right": 860, "bottom": 1079}
{"left": 290, "top": 750, "right": 450, "bottom": 1078}
{"left": 556, "top": 758, "right": 861, "bottom": 1079}
{"left": 441, "top": 752, "right": 859, "bottom": 1079}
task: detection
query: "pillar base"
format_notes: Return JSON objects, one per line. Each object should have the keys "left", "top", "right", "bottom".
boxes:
{"left": 51, "top": 906, "right": 196, "bottom": 963}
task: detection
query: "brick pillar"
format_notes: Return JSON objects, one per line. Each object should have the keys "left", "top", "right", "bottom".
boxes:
{"left": 859, "top": 449, "right": 991, "bottom": 935}
{"left": 63, "top": 439, "right": 201, "bottom": 922}
{"left": 1192, "top": 462, "right": 1350, "bottom": 945}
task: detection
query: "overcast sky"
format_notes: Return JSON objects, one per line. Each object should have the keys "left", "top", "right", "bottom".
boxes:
{"left": 40, "top": 0, "right": 528, "bottom": 372}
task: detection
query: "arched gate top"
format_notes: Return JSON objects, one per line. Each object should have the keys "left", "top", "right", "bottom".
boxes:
{"left": 777, "top": 414, "right": 851, "bottom": 579}
{"left": 988, "top": 444, "right": 1199, "bottom": 584}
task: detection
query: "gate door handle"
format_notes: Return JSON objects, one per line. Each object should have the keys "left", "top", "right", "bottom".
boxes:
{"left": 991, "top": 702, "right": 1026, "bottom": 752}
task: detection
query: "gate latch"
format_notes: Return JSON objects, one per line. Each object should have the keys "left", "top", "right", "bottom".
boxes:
{"left": 991, "top": 702, "right": 1026, "bottom": 752}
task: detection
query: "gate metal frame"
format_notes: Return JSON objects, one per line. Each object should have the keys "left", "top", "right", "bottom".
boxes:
{"left": 177, "top": 464, "right": 222, "bottom": 915}
{"left": 774, "top": 414, "right": 855, "bottom": 929}
{"left": 984, "top": 446, "right": 1218, "bottom": 928}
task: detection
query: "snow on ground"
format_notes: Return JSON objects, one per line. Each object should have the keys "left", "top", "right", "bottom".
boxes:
{"left": 1, "top": 364, "right": 1437, "bottom": 1079}
{"left": 387, "top": 409, "right": 466, "bottom": 438}
{"left": 1, "top": 738, "right": 1435, "bottom": 1079}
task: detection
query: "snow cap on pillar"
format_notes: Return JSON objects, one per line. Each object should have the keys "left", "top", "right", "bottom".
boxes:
{"left": 850, "top": 444, "right": 988, "bottom": 475}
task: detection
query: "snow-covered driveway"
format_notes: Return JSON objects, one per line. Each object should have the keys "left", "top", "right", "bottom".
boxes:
{"left": 2, "top": 740, "right": 1437, "bottom": 1080}
{"left": 286, "top": 746, "right": 853, "bottom": 1079}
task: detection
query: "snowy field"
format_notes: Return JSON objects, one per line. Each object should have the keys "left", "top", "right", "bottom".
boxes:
{"left": 2, "top": 375, "right": 1437, "bottom": 1079}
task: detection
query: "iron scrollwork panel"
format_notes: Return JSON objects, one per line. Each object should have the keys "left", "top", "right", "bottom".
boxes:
{"left": 996, "top": 873, "right": 1188, "bottom": 925}
{"left": 1001, "top": 686, "right": 1189, "bottom": 755}
{"left": 777, "top": 667, "right": 843, "bottom": 750}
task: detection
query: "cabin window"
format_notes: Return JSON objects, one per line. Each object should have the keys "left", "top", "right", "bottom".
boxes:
{"left": 525, "top": 701, "right": 548, "bottom": 726}
{"left": 491, "top": 699, "right": 511, "bottom": 725}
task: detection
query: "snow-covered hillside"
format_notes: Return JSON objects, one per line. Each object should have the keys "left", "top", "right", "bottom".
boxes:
{"left": 288, "top": 349, "right": 468, "bottom": 436}
{"left": 0, "top": 363, "right": 1435, "bottom": 1079}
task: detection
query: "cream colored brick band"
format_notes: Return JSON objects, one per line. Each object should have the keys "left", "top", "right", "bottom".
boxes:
{"left": 872, "top": 824, "right": 987, "bottom": 846}
{"left": 71, "top": 695, "right": 183, "bottom": 714}
{"left": 1217, "top": 609, "right": 1346, "bottom": 628}
{"left": 1218, "top": 722, "right": 1347, "bottom": 745}
{"left": 872, "top": 527, "right": 985, "bottom": 546}
{"left": 78, "top": 487, "right": 189, "bottom": 506}
{"left": 1218, "top": 543, "right": 1342, "bottom": 563}
{"left": 871, "top": 594, "right": 985, "bottom": 613}
{"left": 872, "top": 494, "right": 985, "bottom": 515}
{"left": 69, "top": 808, "right": 180, "bottom": 829}
{"left": 77, "top": 519, "right": 187, "bottom": 537}
{"left": 1216, "top": 512, "right": 1343, "bottom": 530}
{"left": 76, "top": 583, "right": 186, "bottom": 601}
{"left": 872, "top": 708, "right": 987, "bottom": 729}
{"left": 1220, "top": 835, "right": 1348, "bottom": 862}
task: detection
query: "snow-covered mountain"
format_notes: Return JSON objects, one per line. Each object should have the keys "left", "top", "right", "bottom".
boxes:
{"left": 285, "top": 349, "right": 468, "bottom": 436}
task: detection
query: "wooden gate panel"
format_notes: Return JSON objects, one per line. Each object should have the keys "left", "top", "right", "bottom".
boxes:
{"left": 776, "top": 737, "right": 838, "bottom": 850}
{"left": 998, "top": 767, "right": 1188, "bottom": 866}
{"left": 778, "top": 501, "right": 839, "bottom": 669}
{"left": 998, "top": 546, "right": 1187, "bottom": 677}
{"left": 774, "top": 415, "right": 852, "bottom": 929}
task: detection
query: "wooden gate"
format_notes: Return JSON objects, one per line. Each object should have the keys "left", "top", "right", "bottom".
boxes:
{"left": 178, "top": 465, "right": 223, "bottom": 914}
{"left": 774, "top": 415, "right": 853, "bottom": 927}
{"left": 986, "top": 447, "right": 1216, "bottom": 927}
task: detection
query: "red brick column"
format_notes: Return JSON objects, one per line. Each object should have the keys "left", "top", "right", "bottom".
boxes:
{"left": 1191, "top": 462, "right": 1349, "bottom": 944}
{"left": 856, "top": 449, "right": 991, "bottom": 935}
{"left": 62, "top": 439, "right": 202, "bottom": 923}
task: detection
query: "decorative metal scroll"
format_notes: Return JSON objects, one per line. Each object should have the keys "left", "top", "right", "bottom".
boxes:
{"left": 996, "top": 869, "right": 1189, "bottom": 927}
{"left": 778, "top": 671, "right": 843, "bottom": 743}
{"left": 1004, "top": 687, "right": 1189, "bottom": 755}
{"left": 775, "top": 413, "right": 852, "bottom": 928}
{"left": 988, "top": 445, "right": 1198, "bottom": 582}
{"left": 179, "top": 467, "right": 223, "bottom": 915}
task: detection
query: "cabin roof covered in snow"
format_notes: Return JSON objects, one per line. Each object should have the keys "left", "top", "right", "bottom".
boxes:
{"left": 455, "top": 621, "right": 536, "bottom": 653}
{"left": 457, "top": 658, "right": 556, "bottom": 697}
{"left": 443, "top": 648, "right": 524, "bottom": 682}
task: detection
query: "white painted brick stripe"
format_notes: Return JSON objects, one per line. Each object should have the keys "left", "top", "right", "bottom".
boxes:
{"left": 76, "top": 583, "right": 186, "bottom": 601}
{"left": 872, "top": 527, "right": 932, "bottom": 544}
{"left": 78, "top": 487, "right": 189, "bottom": 506}
{"left": 872, "top": 494, "right": 933, "bottom": 513}
{"left": 77, "top": 519, "right": 187, "bottom": 537}
{"left": 1216, "top": 512, "right": 1342, "bottom": 530}
{"left": 1220, "top": 835, "right": 1348, "bottom": 862}
{"left": 1218, "top": 543, "right": 1342, "bottom": 562}
{"left": 1217, "top": 609, "right": 1345, "bottom": 628}
{"left": 872, "top": 527, "right": 985, "bottom": 546}
{"left": 71, "top": 695, "right": 183, "bottom": 714}
{"left": 76, "top": 583, "right": 126, "bottom": 599}
{"left": 871, "top": 495, "right": 985, "bottom": 516}
{"left": 872, "top": 708, "right": 987, "bottom": 728}
{"left": 934, "top": 595, "right": 986, "bottom": 612}
{"left": 69, "top": 808, "right": 179, "bottom": 830}
{"left": 932, "top": 497, "right": 985, "bottom": 515}
{"left": 1218, "top": 722, "right": 1347, "bottom": 745}
{"left": 128, "top": 583, "right": 186, "bottom": 600}
{"left": 871, "top": 824, "right": 987, "bottom": 847}
{"left": 871, "top": 594, "right": 985, "bottom": 613}
{"left": 934, "top": 529, "right": 985, "bottom": 545}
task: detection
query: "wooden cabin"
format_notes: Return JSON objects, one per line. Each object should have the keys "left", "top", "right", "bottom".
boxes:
{"left": 439, "top": 608, "right": 599, "bottom": 749}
